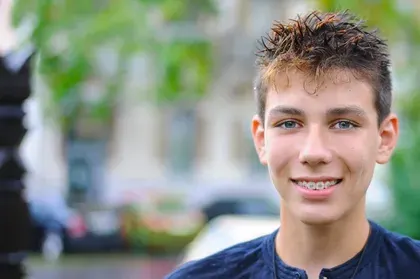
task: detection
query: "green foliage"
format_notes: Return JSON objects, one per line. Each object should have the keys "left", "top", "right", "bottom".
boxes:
{"left": 120, "top": 198, "right": 205, "bottom": 254}
{"left": 11, "top": 0, "right": 216, "bottom": 132}
{"left": 157, "top": 41, "right": 213, "bottom": 103}
{"left": 317, "top": 0, "right": 420, "bottom": 236}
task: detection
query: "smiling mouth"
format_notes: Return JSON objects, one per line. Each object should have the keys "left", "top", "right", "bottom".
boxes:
{"left": 291, "top": 179, "right": 343, "bottom": 190}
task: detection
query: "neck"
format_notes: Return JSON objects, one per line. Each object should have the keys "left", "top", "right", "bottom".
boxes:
{"left": 276, "top": 200, "right": 370, "bottom": 274}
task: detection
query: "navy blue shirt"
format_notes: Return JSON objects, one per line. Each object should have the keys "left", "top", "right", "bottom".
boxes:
{"left": 165, "top": 221, "right": 420, "bottom": 278}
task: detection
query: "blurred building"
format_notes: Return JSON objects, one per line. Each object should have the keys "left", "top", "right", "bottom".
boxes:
{"left": 3, "top": 0, "right": 393, "bottom": 214}
{"left": 20, "top": 0, "right": 312, "bottom": 202}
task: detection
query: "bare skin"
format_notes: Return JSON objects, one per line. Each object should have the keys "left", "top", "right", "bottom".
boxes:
{"left": 251, "top": 69, "right": 399, "bottom": 278}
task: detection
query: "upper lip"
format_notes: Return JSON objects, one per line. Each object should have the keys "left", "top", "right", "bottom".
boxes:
{"left": 291, "top": 177, "right": 342, "bottom": 182}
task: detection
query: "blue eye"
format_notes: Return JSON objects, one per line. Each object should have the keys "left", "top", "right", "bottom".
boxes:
{"left": 332, "top": 120, "right": 356, "bottom": 130}
{"left": 279, "top": 120, "right": 300, "bottom": 129}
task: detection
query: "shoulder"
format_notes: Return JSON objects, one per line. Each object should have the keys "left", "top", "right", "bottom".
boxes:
{"left": 379, "top": 226, "right": 420, "bottom": 267}
{"left": 164, "top": 234, "right": 271, "bottom": 279}
{"left": 383, "top": 229, "right": 420, "bottom": 254}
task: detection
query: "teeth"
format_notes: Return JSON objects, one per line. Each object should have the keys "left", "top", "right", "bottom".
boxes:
{"left": 296, "top": 180, "right": 338, "bottom": 190}
{"left": 315, "top": 182, "right": 323, "bottom": 190}
{"left": 308, "top": 182, "right": 315, "bottom": 189}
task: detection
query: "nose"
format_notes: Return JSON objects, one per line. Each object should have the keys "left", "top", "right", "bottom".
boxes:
{"left": 299, "top": 126, "right": 332, "bottom": 166}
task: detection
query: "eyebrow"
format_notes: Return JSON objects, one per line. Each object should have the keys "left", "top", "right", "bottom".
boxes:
{"left": 267, "top": 105, "right": 367, "bottom": 119}
{"left": 267, "top": 106, "right": 305, "bottom": 118}
{"left": 326, "top": 106, "right": 367, "bottom": 117}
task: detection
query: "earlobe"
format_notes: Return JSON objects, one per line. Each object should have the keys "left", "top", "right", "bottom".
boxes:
{"left": 376, "top": 113, "right": 399, "bottom": 164}
{"left": 251, "top": 115, "right": 267, "bottom": 165}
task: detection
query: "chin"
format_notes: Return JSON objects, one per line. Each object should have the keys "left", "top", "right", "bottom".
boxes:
{"left": 295, "top": 207, "right": 343, "bottom": 226}
{"left": 299, "top": 215, "right": 339, "bottom": 226}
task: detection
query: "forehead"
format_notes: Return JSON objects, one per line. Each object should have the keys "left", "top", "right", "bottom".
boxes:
{"left": 265, "top": 69, "right": 376, "bottom": 114}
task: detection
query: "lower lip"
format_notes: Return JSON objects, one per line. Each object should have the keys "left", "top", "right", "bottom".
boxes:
{"left": 293, "top": 181, "right": 340, "bottom": 200}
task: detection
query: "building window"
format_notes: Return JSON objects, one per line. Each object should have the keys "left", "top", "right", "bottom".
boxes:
{"left": 165, "top": 107, "right": 197, "bottom": 176}
{"left": 195, "top": 113, "right": 206, "bottom": 163}
{"left": 237, "top": 118, "right": 266, "bottom": 176}
{"left": 232, "top": 118, "right": 247, "bottom": 163}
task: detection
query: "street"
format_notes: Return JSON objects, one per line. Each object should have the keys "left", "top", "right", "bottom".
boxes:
{"left": 27, "top": 255, "right": 178, "bottom": 279}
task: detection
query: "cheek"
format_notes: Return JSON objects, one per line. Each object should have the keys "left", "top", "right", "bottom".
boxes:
{"left": 266, "top": 136, "right": 295, "bottom": 174}
{"left": 340, "top": 142, "right": 376, "bottom": 182}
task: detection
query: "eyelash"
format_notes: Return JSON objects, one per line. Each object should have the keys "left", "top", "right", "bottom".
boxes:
{"left": 276, "top": 120, "right": 302, "bottom": 129}
{"left": 275, "top": 120, "right": 359, "bottom": 130}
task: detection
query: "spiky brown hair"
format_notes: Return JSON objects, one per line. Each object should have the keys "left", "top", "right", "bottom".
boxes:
{"left": 254, "top": 10, "right": 392, "bottom": 126}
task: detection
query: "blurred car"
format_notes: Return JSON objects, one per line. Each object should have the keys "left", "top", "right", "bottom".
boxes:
{"left": 64, "top": 204, "right": 127, "bottom": 254}
{"left": 181, "top": 215, "right": 280, "bottom": 263}
{"left": 29, "top": 194, "right": 72, "bottom": 261}
{"left": 29, "top": 194, "right": 126, "bottom": 260}
{"left": 366, "top": 176, "right": 393, "bottom": 221}
{"left": 200, "top": 195, "right": 279, "bottom": 223}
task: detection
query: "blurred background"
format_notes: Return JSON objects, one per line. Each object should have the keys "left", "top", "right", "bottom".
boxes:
{"left": 0, "top": 0, "right": 419, "bottom": 278}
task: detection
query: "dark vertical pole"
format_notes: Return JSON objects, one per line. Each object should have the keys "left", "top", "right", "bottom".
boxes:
{"left": 0, "top": 49, "right": 32, "bottom": 278}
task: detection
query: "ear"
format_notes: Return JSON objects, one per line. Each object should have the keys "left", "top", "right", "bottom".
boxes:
{"left": 376, "top": 113, "right": 399, "bottom": 164}
{"left": 251, "top": 114, "right": 267, "bottom": 165}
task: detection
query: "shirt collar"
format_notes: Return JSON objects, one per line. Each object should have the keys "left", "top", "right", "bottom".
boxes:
{"left": 263, "top": 220, "right": 384, "bottom": 278}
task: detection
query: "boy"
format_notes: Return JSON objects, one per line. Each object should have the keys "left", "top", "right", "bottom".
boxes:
{"left": 165, "top": 10, "right": 420, "bottom": 279}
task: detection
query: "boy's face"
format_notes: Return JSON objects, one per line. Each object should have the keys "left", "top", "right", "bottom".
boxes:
{"left": 251, "top": 69, "right": 398, "bottom": 225}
